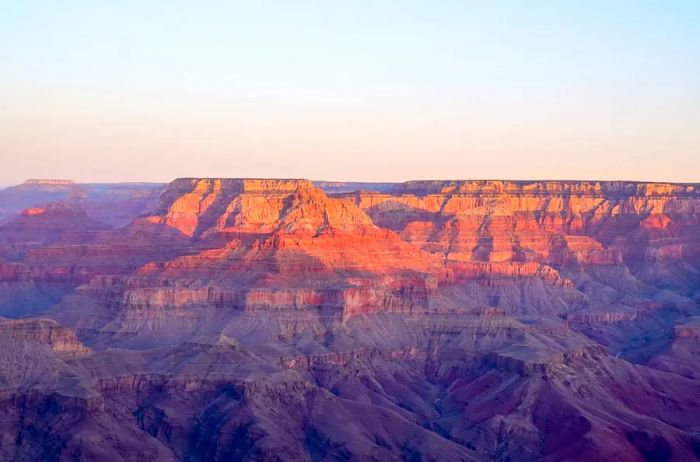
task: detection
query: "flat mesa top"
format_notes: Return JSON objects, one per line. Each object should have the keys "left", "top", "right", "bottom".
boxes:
{"left": 22, "top": 179, "right": 76, "bottom": 186}
{"left": 164, "top": 178, "right": 700, "bottom": 198}
{"left": 169, "top": 178, "right": 314, "bottom": 193}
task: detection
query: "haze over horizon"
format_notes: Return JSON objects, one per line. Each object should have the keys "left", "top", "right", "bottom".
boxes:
{"left": 6, "top": 175, "right": 700, "bottom": 189}
{"left": 2, "top": 0, "right": 699, "bottom": 185}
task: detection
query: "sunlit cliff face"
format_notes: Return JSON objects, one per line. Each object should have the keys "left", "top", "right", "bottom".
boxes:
{"left": 0, "top": 177, "right": 699, "bottom": 461}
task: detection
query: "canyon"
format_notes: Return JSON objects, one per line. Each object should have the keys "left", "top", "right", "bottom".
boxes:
{"left": 0, "top": 177, "right": 699, "bottom": 461}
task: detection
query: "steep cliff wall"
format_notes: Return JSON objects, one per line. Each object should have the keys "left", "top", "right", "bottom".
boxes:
{"left": 339, "top": 180, "right": 700, "bottom": 278}
{"left": 0, "top": 318, "right": 90, "bottom": 354}
{"left": 2, "top": 178, "right": 698, "bottom": 324}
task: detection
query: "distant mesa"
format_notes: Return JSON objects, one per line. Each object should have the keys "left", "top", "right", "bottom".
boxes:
{"left": 21, "top": 202, "right": 82, "bottom": 216}
{"left": 21, "top": 179, "right": 76, "bottom": 186}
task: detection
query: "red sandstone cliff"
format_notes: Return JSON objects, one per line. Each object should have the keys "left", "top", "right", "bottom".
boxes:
{"left": 341, "top": 180, "right": 700, "bottom": 274}
{"left": 0, "top": 178, "right": 699, "bottom": 461}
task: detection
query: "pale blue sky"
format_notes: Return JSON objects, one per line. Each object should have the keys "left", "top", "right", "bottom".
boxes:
{"left": 1, "top": 1, "right": 699, "bottom": 183}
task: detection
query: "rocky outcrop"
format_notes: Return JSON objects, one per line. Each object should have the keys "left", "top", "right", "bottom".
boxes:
{"left": 449, "top": 261, "right": 574, "bottom": 287}
{"left": 481, "top": 344, "right": 607, "bottom": 375}
{"left": 0, "top": 318, "right": 90, "bottom": 354}
{"left": 566, "top": 310, "right": 643, "bottom": 325}
{"left": 6, "top": 177, "right": 697, "bottom": 323}
{"left": 0, "top": 203, "right": 109, "bottom": 259}
{"left": 81, "top": 179, "right": 442, "bottom": 323}
{"left": 136, "top": 178, "right": 324, "bottom": 238}
{"left": 341, "top": 180, "right": 700, "bottom": 276}
{"left": 279, "top": 347, "right": 420, "bottom": 369}
{"left": 674, "top": 318, "right": 700, "bottom": 338}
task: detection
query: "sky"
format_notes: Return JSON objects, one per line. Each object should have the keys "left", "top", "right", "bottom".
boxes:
{"left": 1, "top": 0, "right": 699, "bottom": 185}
